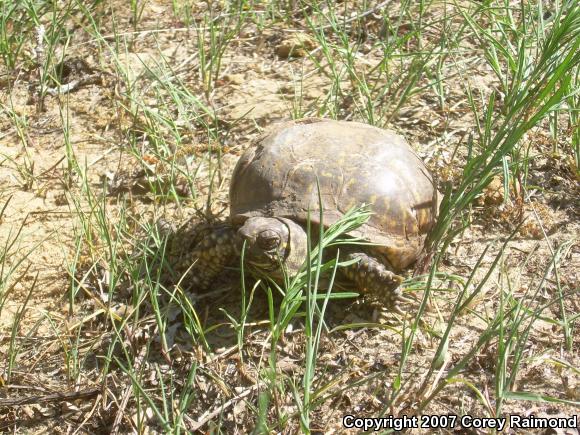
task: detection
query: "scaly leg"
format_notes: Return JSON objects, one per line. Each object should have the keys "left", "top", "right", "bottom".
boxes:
{"left": 342, "top": 252, "right": 410, "bottom": 313}
{"left": 167, "top": 223, "right": 238, "bottom": 290}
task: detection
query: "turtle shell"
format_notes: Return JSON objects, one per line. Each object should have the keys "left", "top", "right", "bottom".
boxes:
{"left": 229, "top": 118, "right": 439, "bottom": 270}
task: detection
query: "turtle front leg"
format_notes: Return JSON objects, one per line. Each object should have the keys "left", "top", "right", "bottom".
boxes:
{"left": 173, "top": 224, "right": 239, "bottom": 290}
{"left": 342, "top": 252, "right": 410, "bottom": 313}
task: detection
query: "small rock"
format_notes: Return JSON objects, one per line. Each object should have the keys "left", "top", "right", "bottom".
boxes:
{"left": 482, "top": 176, "right": 504, "bottom": 205}
{"left": 223, "top": 73, "right": 245, "bottom": 85}
{"left": 276, "top": 33, "right": 316, "bottom": 58}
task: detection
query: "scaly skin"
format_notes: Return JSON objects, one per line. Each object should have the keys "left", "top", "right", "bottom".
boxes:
{"left": 168, "top": 223, "right": 238, "bottom": 290}
{"left": 191, "top": 226, "right": 238, "bottom": 288}
{"left": 342, "top": 252, "right": 408, "bottom": 313}
{"left": 180, "top": 217, "right": 410, "bottom": 313}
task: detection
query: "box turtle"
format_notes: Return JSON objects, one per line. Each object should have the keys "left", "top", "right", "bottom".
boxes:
{"left": 183, "top": 118, "right": 440, "bottom": 312}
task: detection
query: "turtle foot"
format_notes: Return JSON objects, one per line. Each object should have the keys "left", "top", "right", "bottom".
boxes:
{"left": 344, "top": 252, "right": 412, "bottom": 313}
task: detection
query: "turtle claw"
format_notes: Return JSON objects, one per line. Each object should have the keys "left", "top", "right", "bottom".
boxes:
{"left": 374, "top": 269, "right": 413, "bottom": 313}
{"left": 386, "top": 286, "right": 413, "bottom": 315}
{"left": 390, "top": 303, "right": 405, "bottom": 316}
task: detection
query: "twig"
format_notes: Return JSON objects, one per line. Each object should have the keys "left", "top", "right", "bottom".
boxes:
{"left": 109, "top": 384, "right": 134, "bottom": 435}
{"left": 317, "top": 0, "right": 392, "bottom": 30}
{"left": 45, "top": 74, "right": 103, "bottom": 96}
{"left": 0, "top": 388, "right": 100, "bottom": 407}
{"left": 184, "top": 385, "right": 258, "bottom": 431}
{"left": 110, "top": 343, "right": 148, "bottom": 434}
{"left": 72, "top": 389, "right": 103, "bottom": 435}
{"left": 34, "top": 25, "right": 46, "bottom": 113}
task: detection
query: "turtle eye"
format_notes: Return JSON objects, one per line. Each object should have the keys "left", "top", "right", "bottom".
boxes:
{"left": 257, "top": 230, "right": 280, "bottom": 250}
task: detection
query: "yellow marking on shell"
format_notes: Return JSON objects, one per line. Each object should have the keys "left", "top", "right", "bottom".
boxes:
{"left": 344, "top": 197, "right": 357, "bottom": 210}
{"left": 381, "top": 197, "right": 392, "bottom": 214}
{"left": 345, "top": 178, "right": 357, "bottom": 188}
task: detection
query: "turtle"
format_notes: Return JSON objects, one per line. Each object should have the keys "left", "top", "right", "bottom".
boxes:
{"left": 180, "top": 118, "right": 440, "bottom": 312}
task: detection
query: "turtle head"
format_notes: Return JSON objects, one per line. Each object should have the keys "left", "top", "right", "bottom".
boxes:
{"left": 237, "top": 217, "right": 307, "bottom": 278}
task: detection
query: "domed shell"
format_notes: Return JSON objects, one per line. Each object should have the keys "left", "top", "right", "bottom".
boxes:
{"left": 229, "top": 118, "right": 439, "bottom": 270}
